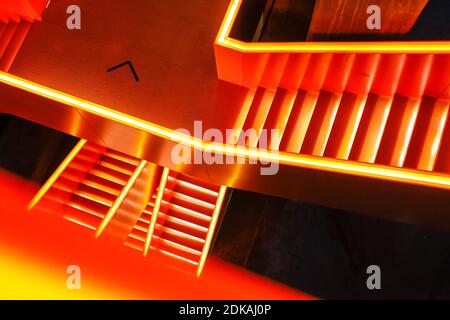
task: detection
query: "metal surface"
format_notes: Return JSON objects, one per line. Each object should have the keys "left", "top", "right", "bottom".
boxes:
{"left": 10, "top": 0, "right": 243, "bottom": 133}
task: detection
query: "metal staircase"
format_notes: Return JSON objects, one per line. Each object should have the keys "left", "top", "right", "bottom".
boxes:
{"left": 30, "top": 140, "right": 227, "bottom": 276}
{"left": 31, "top": 140, "right": 140, "bottom": 231}
{"left": 125, "top": 170, "right": 226, "bottom": 275}
{"left": 231, "top": 53, "right": 450, "bottom": 176}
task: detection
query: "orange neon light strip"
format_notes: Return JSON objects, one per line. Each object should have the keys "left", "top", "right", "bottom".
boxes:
{"left": 28, "top": 139, "right": 87, "bottom": 210}
{"left": 216, "top": 0, "right": 450, "bottom": 53}
{"left": 1, "top": 72, "right": 450, "bottom": 191}
{"left": 197, "top": 185, "right": 227, "bottom": 277}
{"left": 144, "top": 167, "right": 169, "bottom": 256}
{"left": 96, "top": 160, "right": 148, "bottom": 237}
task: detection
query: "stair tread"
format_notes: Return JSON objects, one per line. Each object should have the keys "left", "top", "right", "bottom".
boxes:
{"left": 134, "top": 219, "right": 205, "bottom": 244}
{"left": 105, "top": 149, "right": 140, "bottom": 166}
{"left": 140, "top": 209, "right": 209, "bottom": 233}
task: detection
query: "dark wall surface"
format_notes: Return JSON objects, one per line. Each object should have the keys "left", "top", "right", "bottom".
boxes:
{"left": 215, "top": 190, "right": 450, "bottom": 299}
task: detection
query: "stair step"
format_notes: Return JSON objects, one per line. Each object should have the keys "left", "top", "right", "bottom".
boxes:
{"left": 67, "top": 156, "right": 95, "bottom": 173}
{"left": 83, "top": 142, "right": 106, "bottom": 154}
{"left": 166, "top": 177, "right": 217, "bottom": 205}
{"left": 76, "top": 148, "right": 103, "bottom": 163}
{"left": 90, "top": 164, "right": 129, "bottom": 185}
{"left": 261, "top": 88, "right": 297, "bottom": 150}
{"left": 239, "top": 87, "right": 276, "bottom": 148}
{"left": 68, "top": 194, "right": 109, "bottom": 218}
{"left": 164, "top": 189, "right": 215, "bottom": 211}
{"left": 60, "top": 203, "right": 103, "bottom": 230}
{"left": 74, "top": 183, "right": 116, "bottom": 207}
{"left": 124, "top": 237, "right": 199, "bottom": 266}
{"left": 81, "top": 174, "right": 122, "bottom": 196}
{"left": 169, "top": 172, "right": 220, "bottom": 193}
{"left": 0, "top": 21, "right": 18, "bottom": 62}
{"left": 158, "top": 200, "right": 213, "bottom": 227}
{"left": 141, "top": 208, "right": 208, "bottom": 235}
{"left": 167, "top": 175, "right": 218, "bottom": 197}
{"left": 105, "top": 149, "right": 140, "bottom": 166}
{"left": 134, "top": 218, "right": 205, "bottom": 246}
{"left": 228, "top": 50, "right": 450, "bottom": 182}
{"left": 279, "top": 90, "right": 320, "bottom": 153}
{"left": 301, "top": 91, "right": 342, "bottom": 156}
{"left": 349, "top": 94, "right": 393, "bottom": 163}
{"left": 128, "top": 229, "right": 201, "bottom": 263}
{"left": 323, "top": 92, "right": 367, "bottom": 160}
{"left": 375, "top": 96, "right": 420, "bottom": 167}
{"left": 404, "top": 98, "right": 449, "bottom": 171}
{"left": 99, "top": 154, "right": 136, "bottom": 175}
{"left": 36, "top": 197, "right": 102, "bottom": 230}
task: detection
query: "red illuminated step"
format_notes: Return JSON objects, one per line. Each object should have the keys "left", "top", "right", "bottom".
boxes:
{"left": 31, "top": 140, "right": 138, "bottom": 230}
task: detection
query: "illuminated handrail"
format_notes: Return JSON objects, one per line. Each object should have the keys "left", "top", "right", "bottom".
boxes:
{"left": 216, "top": 0, "right": 450, "bottom": 53}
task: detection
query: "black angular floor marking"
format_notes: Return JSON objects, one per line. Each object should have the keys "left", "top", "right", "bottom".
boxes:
{"left": 107, "top": 60, "right": 140, "bottom": 82}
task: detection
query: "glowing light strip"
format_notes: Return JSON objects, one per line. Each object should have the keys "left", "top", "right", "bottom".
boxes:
{"left": 216, "top": 0, "right": 241, "bottom": 44}
{"left": 222, "top": 38, "right": 450, "bottom": 53}
{"left": 28, "top": 139, "right": 87, "bottom": 210}
{"left": 144, "top": 167, "right": 169, "bottom": 256}
{"left": 1, "top": 71, "right": 450, "bottom": 191}
{"left": 96, "top": 160, "right": 147, "bottom": 237}
{"left": 197, "top": 185, "right": 227, "bottom": 277}
{"left": 216, "top": 0, "right": 450, "bottom": 53}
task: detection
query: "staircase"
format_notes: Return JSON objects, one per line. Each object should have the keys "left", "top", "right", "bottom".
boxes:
{"left": 229, "top": 53, "right": 450, "bottom": 176}
{"left": 215, "top": 0, "right": 450, "bottom": 179}
{"left": 125, "top": 170, "right": 226, "bottom": 276}
{"left": 31, "top": 140, "right": 227, "bottom": 276}
{"left": 32, "top": 140, "right": 141, "bottom": 231}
